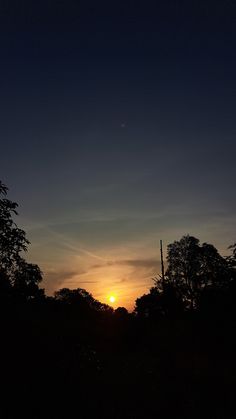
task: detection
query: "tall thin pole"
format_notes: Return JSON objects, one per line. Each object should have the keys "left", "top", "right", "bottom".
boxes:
{"left": 160, "top": 240, "right": 165, "bottom": 285}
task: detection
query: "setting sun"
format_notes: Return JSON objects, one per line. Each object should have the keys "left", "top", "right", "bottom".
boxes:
{"left": 109, "top": 296, "right": 116, "bottom": 304}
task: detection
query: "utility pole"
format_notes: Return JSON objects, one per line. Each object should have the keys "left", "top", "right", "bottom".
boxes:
{"left": 160, "top": 240, "right": 165, "bottom": 285}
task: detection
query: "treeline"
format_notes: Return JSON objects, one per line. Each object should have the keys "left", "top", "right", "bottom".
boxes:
{"left": 1, "top": 180, "right": 236, "bottom": 419}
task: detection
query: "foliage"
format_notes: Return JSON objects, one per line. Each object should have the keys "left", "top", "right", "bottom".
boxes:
{"left": 13, "top": 260, "right": 44, "bottom": 300}
{"left": 135, "top": 284, "right": 184, "bottom": 318}
{"left": 135, "top": 287, "right": 162, "bottom": 318}
{"left": 165, "top": 235, "right": 231, "bottom": 309}
{"left": 114, "top": 307, "right": 129, "bottom": 318}
{"left": 0, "top": 181, "right": 29, "bottom": 278}
{"left": 0, "top": 180, "right": 44, "bottom": 300}
{"left": 135, "top": 235, "right": 235, "bottom": 316}
{"left": 227, "top": 243, "right": 236, "bottom": 268}
{"left": 54, "top": 287, "right": 113, "bottom": 314}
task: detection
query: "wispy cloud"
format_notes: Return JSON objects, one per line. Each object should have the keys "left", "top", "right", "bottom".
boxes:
{"left": 44, "top": 266, "right": 99, "bottom": 294}
{"left": 45, "top": 269, "right": 81, "bottom": 293}
{"left": 91, "top": 258, "right": 160, "bottom": 270}
{"left": 29, "top": 224, "right": 109, "bottom": 261}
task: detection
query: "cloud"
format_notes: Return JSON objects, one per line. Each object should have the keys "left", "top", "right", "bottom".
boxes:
{"left": 75, "top": 280, "right": 98, "bottom": 284}
{"left": 44, "top": 268, "right": 85, "bottom": 294}
{"left": 91, "top": 258, "right": 160, "bottom": 270}
{"left": 125, "top": 258, "right": 160, "bottom": 269}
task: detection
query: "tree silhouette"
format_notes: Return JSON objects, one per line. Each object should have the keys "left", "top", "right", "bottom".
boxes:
{"left": 135, "top": 287, "right": 162, "bottom": 318}
{"left": 0, "top": 181, "right": 28, "bottom": 276}
{"left": 13, "top": 260, "right": 44, "bottom": 301}
{"left": 0, "top": 180, "right": 44, "bottom": 300}
{"left": 165, "top": 235, "right": 231, "bottom": 309}
{"left": 54, "top": 287, "right": 95, "bottom": 305}
{"left": 227, "top": 243, "right": 236, "bottom": 269}
{"left": 114, "top": 307, "right": 129, "bottom": 318}
{"left": 135, "top": 284, "right": 184, "bottom": 318}
{"left": 54, "top": 287, "right": 113, "bottom": 315}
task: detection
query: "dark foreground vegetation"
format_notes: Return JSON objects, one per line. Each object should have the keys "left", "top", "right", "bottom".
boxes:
{"left": 1, "top": 180, "right": 236, "bottom": 418}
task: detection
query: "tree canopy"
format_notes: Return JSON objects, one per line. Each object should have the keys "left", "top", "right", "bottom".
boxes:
{"left": 0, "top": 180, "right": 44, "bottom": 300}
{"left": 135, "top": 235, "right": 235, "bottom": 316}
{"left": 165, "top": 235, "right": 231, "bottom": 309}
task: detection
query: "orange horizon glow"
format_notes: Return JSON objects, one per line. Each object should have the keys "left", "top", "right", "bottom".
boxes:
{"left": 27, "top": 237, "right": 164, "bottom": 311}
{"left": 35, "top": 257, "right": 156, "bottom": 312}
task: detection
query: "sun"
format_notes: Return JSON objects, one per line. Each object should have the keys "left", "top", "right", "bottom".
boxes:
{"left": 109, "top": 295, "right": 116, "bottom": 304}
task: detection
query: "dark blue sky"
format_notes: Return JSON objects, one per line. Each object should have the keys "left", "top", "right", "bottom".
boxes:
{"left": 1, "top": 1, "right": 235, "bottom": 308}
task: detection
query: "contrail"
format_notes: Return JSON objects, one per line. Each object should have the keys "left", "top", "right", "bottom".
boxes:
{"left": 44, "top": 226, "right": 108, "bottom": 262}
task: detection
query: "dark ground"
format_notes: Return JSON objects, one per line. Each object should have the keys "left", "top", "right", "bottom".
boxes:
{"left": 1, "top": 300, "right": 236, "bottom": 419}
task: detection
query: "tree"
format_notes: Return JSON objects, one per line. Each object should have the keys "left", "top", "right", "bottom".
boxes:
{"left": 135, "top": 287, "right": 162, "bottom": 318}
{"left": 135, "top": 284, "right": 184, "bottom": 318}
{"left": 114, "top": 307, "right": 129, "bottom": 318}
{"left": 0, "top": 180, "right": 44, "bottom": 299}
{"left": 227, "top": 243, "right": 236, "bottom": 269}
{"left": 165, "top": 235, "right": 231, "bottom": 309}
{"left": 54, "top": 288, "right": 95, "bottom": 306}
{"left": 54, "top": 287, "right": 114, "bottom": 315}
{"left": 0, "top": 181, "right": 29, "bottom": 279}
{"left": 13, "top": 260, "right": 44, "bottom": 301}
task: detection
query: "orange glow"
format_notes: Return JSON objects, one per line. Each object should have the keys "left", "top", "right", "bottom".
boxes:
{"left": 41, "top": 245, "right": 157, "bottom": 312}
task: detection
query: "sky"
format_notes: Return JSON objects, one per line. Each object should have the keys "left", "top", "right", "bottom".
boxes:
{"left": 0, "top": 1, "right": 236, "bottom": 310}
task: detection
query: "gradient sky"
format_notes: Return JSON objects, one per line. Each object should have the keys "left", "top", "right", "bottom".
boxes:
{"left": 0, "top": 1, "right": 236, "bottom": 310}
